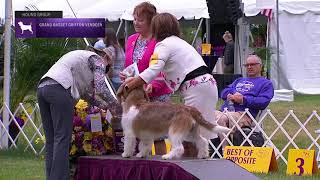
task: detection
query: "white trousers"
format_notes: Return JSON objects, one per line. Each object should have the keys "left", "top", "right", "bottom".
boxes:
{"left": 179, "top": 74, "right": 219, "bottom": 139}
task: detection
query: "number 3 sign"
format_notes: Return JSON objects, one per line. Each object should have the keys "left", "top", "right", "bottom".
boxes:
{"left": 286, "top": 149, "right": 318, "bottom": 176}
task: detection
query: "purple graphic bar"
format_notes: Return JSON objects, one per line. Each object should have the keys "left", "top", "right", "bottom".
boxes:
{"left": 15, "top": 18, "right": 105, "bottom": 38}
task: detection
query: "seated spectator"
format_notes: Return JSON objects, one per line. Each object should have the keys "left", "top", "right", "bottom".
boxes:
{"left": 215, "top": 55, "right": 274, "bottom": 147}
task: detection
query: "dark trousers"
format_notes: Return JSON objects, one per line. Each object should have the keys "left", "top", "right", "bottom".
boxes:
{"left": 37, "top": 84, "right": 75, "bottom": 180}
{"left": 224, "top": 64, "right": 234, "bottom": 74}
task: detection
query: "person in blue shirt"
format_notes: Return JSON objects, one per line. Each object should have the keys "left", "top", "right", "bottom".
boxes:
{"left": 215, "top": 55, "right": 274, "bottom": 146}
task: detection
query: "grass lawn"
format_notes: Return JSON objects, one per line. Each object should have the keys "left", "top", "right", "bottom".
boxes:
{"left": 0, "top": 94, "right": 320, "bottom": 179}
{"left": 0, "top": 150, "right": 45, "bottom": 180}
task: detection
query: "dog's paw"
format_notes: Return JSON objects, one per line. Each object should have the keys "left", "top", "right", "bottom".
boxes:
{"left": 121, "top": 152, "right": 132, "bottom": 158}
{"left": 197, "top": 150, "right": 209, "bottom": 159}
{"left": 161, "top": 153, "right": 173, "bottom": 160}
{"left": 135, "top": 152, "right": 146, "bottom": 158}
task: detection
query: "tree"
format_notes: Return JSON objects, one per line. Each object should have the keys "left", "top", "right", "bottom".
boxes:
{"left": 10, "top": 38, "right": 86, "bottom": 109}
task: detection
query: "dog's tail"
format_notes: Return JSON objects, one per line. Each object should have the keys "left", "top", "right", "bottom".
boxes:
{"left": 189, "top": 107, "right": 230, "bottom": 134}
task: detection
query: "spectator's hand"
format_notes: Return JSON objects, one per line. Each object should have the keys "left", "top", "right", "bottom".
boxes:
{"left": 145, "top": 84, "right": 153, "bottom": 94}
{"left": 227, "top": 94, "right": 234, "bottom": 101}
{"left": 232, "top": 92, "right": 244, "bottom": 104}
{"left": 119, "top": 71, "right": 127, "bottom": 82}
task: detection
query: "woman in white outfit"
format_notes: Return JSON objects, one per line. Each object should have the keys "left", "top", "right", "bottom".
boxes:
{"left": 124, "top": 12, "right": 219, "bottom": 156}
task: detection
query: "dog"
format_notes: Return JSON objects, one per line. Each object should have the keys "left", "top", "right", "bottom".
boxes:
{"left": 17, "top": 21, "right": 33, "bottom": 34}
{"left": 116, "top": 82, "right": 230, "bottom": 160}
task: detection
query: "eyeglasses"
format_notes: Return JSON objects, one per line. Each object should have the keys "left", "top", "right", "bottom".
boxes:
{"left": 243, "top": 63, "right": 261, "bottom": 67}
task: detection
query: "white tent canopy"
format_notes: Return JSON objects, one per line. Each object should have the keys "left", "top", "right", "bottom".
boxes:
{"left": 243, "top": 0, "right": 320, "bottom": 94}
{"left": 1, "top": 0, "right": 130, "bottom": 21}
{"left": 1, "top": 0, "right": 209, "bottom": 21}
{"left": 121, "top": 0, "right": 209, "bottom": 20}
{"left": 244, "top": 0, "right": 320, "bottom": 16}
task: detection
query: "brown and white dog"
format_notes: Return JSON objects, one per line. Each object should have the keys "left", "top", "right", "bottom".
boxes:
{"left": 116, "top": 83, "right": 230, "bottom": 160}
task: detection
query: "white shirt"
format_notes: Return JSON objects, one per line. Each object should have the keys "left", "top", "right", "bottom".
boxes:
{"left": 139, "top": 36, "right": 207, "bottom": 91}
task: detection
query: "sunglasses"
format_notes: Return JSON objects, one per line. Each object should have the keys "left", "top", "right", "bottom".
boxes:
{"left": 243, "top": 63, "right": 261, "bottom": 67}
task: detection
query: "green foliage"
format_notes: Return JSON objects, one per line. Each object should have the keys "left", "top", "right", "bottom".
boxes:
{"left": 250, "top": 24, "right": 271, "bottom": 76}
{"left": 10, "top": 38, "right": 86, "bottom": 109}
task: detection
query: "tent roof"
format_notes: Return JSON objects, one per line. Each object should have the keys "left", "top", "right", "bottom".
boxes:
{"left": 121, "top": 0, "right": 209, "bottom": 20}
{"left": 1, "top": 0, "right": 209, "bottom": 21}
{"left": 244, "top": 0, "right": 320, "bottom": 17}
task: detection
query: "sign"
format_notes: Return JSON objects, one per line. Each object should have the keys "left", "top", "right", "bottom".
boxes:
{"left": 286, "top": 149, "right": 318, "bottom": 176}
{"left": 89, "top": 113, "right": 102, "bottom": 132}
{"left": 201, "top": 43, "right": 211, "bottom": 55}
{"left": 15, "top": 18, "right": 105, "bottom": 38}
{"left": 224, "top": 146, "right": 278, "bottom": 173}
{"left": 15, "top": 11, "right": 63, "bottom": 18}
{"left": 152, "top": 139, "right": 171, "bottom": 155}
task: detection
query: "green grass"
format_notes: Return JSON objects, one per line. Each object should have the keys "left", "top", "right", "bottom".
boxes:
{"left": 1, "top": 94, "right": 320, "bottom": 179}
{"left": 0, "top": 149, "right": 45, "bottom": 180}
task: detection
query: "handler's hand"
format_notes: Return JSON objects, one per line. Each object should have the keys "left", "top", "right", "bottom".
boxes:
{"left": 124, "top": 76, "right": 146, "bottom": 91}
{"left": 119, "top": 71, "right": 127, "bottom": 82}
{"left": 145, "top": 84, "right": 153, "bottom": 94}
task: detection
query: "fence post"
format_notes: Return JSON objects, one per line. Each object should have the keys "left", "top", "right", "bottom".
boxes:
{"left": 1, "top": 104, "right": 9, "bottom": 148}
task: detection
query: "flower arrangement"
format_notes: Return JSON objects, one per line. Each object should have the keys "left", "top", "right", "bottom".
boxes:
{"left": 69, "top": 99, "right": 115, "bottom": 159}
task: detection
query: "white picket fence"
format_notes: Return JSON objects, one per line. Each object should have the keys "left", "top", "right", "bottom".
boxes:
{"left": 1, "top": 103, "right": 320, "bottom": 165}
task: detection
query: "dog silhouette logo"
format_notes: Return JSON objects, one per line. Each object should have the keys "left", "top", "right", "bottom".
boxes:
{"left": 17, "top": 21, "right": 33, "bottom": 34}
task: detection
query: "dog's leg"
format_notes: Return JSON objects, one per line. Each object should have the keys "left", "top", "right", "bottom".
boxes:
{"left": 122, "top": 133, "right": 136, "bottom": 158}
{"left": 195, "top": 134, "right": 209, "bottom": 159}
{"left": 136, "top": 138, "right": 153, "bottom": 158}
{"left": 162, "top": 133, "right": 184, "bottom": 160}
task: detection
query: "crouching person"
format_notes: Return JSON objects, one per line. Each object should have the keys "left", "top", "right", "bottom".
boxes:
{"left": 37, "top": 47, "right": 122, "bottom": 180}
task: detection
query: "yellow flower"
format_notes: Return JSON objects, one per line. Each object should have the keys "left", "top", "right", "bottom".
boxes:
{"left": 70, "top": 144, "right": 77, "bottom": 155}
{"left": 35, "top": 135, "right": 46, "bottom": 144}
{"left": 75, "top": 99, "right": 88, "bottom": 110}
{"left": 83, "top": 142, "right": 92, "bottom": 152}
{"left": 35, "top": 138, "right": 40, "bottom": 144}
{"left": 84, "top": 132, "right": 92, "bottom": 141}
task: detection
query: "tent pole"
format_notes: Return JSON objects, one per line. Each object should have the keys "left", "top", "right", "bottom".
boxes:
{"left": 205, "top": 18, "right": 210, "bottom": 43}
{"left": 191, "top": 18, "right": 203, "bottom": 46}
{"left": 1, "top": 0, "right": 12, "bottom": 149}
{"left": 116, "top": 19, "right": 123, "bottom": 37}
{"left": 276, "top": 0, "right": 280, "bottom": 89}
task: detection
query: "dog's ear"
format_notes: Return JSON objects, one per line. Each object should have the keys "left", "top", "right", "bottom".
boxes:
{"left": 116, "top": 83, "right": 129, "bottom": 102}
{"left": 116, "top": 83, "right": 125, "bottom": 102}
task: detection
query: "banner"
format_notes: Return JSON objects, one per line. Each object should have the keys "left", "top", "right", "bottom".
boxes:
{"left": 15, "top": 18, "right": 105, "bottom": 38}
